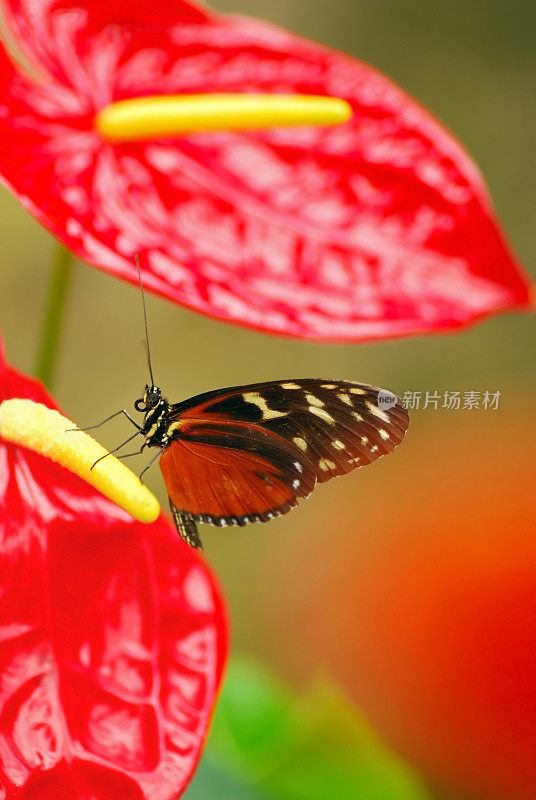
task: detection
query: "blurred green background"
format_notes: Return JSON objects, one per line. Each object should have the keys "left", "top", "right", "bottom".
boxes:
{"left": 1, "top": 1, "right": 535, "bottom": 798}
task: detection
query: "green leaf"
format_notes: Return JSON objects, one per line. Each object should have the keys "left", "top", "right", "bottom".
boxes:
{"left": 265, "top": 677, "right": 430, "bottom": 800}
{"left": 208, "top": 656, "right": 302, "bottom": 781}
{"left": 183, "top": 757, "right": 271, "bottom": 800}
{"left": 203, "top": 655, "right": 430, "bottom": 800}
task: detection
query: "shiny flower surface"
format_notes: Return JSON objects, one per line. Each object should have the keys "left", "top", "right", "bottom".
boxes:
{"left": 0, "top": 0, "right": 532, "bottom": 340}
{"left": 0, "top": 341, "right": 228, "bottom": 799}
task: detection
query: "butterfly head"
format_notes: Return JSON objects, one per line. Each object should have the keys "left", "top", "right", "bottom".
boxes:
{"left": 134, "top": 384, "right": 163, "bottom": 413}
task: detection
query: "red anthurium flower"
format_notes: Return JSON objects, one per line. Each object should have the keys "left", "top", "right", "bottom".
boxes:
{"left": 0, "top": 339, "right": 228, "bottom": 799}
{"left": 0, "top": 0, "right": 532, "bottom": 340}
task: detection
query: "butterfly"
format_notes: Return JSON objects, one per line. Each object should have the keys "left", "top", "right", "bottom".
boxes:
{"left": 128, "top": 378, "right": 409, "bottom": 549}
{"left": 88, "top": 259, "right": 409, "bottom": 550}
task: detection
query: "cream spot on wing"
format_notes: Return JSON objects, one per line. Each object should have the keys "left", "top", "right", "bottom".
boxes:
{"left": 292, "top": 479, "right": 300, "bottom": 489}
{"left": 337, "top": 393, "right": 352, "bottom": 406}
{"left": 318, "top": 458, "right": 336, "bottom": 471}
{"left": 352, "top": 412, "right": 364, "bottom": 422}
{"left": 309, "top": 406, "right": 335, "bottom": 423}
{"left": 243, "top": 391, "right": 288, "bottom": 420}
{"left": 321, "top": 383, "right": 337, "bottom": 389}
{"left": 281, "top": 382, "right": 300, "bottom": 389}
{"left": 293, "top": 436, "right": 308, "bottom": 451}
{"left": 332, "top": 440, "right": 346, "bottom": 450}
{"left": 350, "top": 387, "right": 366, "bottom": 395}
{"left": 306, "top": 394, "right": 324, "bottom": 407}
{"left": 370, "top": 445, "right": 379, "bottom": 453}
{"left": 361, "top": 436, "right": 368, "bottom": 444}
{"left": 294, "top": 461, "right": 303, "bottom": 472}
{"left": 379, "top": 428, "right": 390, "bottom": 440}
{"left": 366, "top": 401, "right": 390, "bottom": 423}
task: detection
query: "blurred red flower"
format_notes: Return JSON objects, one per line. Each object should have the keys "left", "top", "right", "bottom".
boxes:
{"left": 0, "top": 0, "right": 531, "bottom": 340}
{"left": 0, "top": 339, "right": 228, "bottom": 799}
{"left": 320, "top": 413, "right": 536, "bottom": 800}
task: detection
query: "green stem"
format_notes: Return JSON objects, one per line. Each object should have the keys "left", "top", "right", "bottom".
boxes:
{"left": 34, "top": 243, "right": 74, "bottom": 389}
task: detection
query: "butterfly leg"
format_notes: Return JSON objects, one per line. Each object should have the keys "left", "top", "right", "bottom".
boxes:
{"left": 68, "top": 409, "right": 142, "bottom": 433}
{"left": 90, "top": 429, "right": 142, "bottom": 470}
{"left": 138, "top": 444, "right": 166, "bottom": 484}
{"left": 169, "top": 500, "right": 203, "bottom": 550}
{"left": 116, "top": 449, "right": 144, "bottom": 460}
{"left": 115, "top": 441, "right": 149, "bottom": 460}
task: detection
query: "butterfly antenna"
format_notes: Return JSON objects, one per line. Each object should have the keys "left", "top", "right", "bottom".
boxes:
{"left": 135, "top": 255, "right": 155, "bottom": 386}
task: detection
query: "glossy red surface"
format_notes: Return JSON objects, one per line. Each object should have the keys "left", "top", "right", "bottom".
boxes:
{"left": 0, "top": 0, "right": 531, "bottom": 340}
{"left": 0, "top": 341, "right": 228, "bottom": 799}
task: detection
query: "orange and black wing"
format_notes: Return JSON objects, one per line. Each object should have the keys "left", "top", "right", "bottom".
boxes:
{"left": 160, "top": 379, "right": 408, "bottom": 548}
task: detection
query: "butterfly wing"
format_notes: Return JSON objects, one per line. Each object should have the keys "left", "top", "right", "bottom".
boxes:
{"left": 160, "top": 420, "right": 316, "bottom": 526}
{"left": 160, "top": 379, "right": 408, "bottom": 546}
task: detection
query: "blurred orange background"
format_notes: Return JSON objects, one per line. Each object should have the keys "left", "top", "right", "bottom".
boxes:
{"left": 265, "top": 409, "right": 536, "bottom": 799}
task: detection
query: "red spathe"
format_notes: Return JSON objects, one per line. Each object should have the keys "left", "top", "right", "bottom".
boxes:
{"left": 0, "top": 341, "right": 228, "bottom": 799}
{"left": 0, "top": 0, "right": 532, "bottom": 340}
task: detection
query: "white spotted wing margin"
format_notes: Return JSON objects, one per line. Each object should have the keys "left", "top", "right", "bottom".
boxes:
{"left": 160, "top": 379, "right": 409, "bottom": 542}
{"left": 169, "top": 500, "right": 204, "bottom": 550}
{"left": 167, "top": 378, "right": 409, "bottom": 483}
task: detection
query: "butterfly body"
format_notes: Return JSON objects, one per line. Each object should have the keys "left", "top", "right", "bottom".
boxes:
{"left": 134, "top": 379, "right": 409, "bottom": 550}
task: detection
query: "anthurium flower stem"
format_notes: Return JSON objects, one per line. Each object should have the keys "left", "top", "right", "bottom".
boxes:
{"left": 35, "top": 242, "right": 73, "bottom": 389}
{"left": 96, "top": 93, "right": 352, "bottom": 142}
